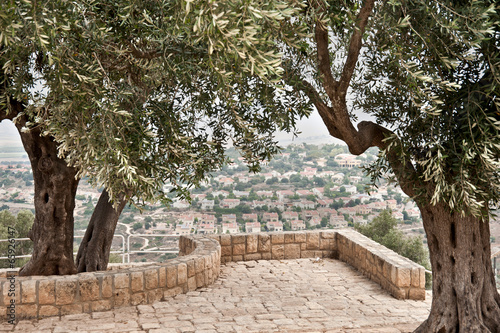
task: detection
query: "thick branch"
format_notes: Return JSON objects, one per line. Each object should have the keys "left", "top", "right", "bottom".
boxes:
{"left": 293, "top": 77, "right": 421, "bottom": 196}
{"left": 338, "top": 0, "right": 375, "bottom": 95}
{"left": 315, "top": 22, "right": 339, "bottom": 101}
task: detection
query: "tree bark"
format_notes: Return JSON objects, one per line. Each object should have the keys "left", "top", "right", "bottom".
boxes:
{"left": 13, "top": 111, "right": 79, "bottom": 276}
{"left": 414, "top": 203, "right": 500, "bottom": 333}
{"left": 75, "top": 189, "right": 128, "bottom": 272}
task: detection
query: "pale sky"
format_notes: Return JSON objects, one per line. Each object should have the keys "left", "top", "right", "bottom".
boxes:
{"left": 0, "top": 110, "right": 345, "bottom": 150}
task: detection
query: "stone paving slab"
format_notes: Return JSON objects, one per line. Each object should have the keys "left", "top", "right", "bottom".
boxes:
{"left": 3, "top": 259, "right": 432, "bottom": 332}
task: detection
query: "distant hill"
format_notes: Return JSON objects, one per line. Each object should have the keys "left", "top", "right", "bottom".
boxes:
{"left": 0, "top": 121, "right": 26, "bottom": 162}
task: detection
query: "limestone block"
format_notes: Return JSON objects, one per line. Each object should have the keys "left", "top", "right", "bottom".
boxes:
{"left": 187, "top": 276, "right": 197, "bottom": 291}
{"left": 114, "top": 272, "right": 130, "bottom": 289}
{"left": 164, "top": 286, "right": 182, "bottom": 298}
{"left": 147, "top": 289, "right": 163, "bottom": 303}
{"left": 391, "top": 286, "right": 406, "bottom": 300}
{"left": 319, "top": 238, "right": 331, "bottom": 250}
{"left": 246, "top": 234, "right": 258, "bottom": 253}
{"left": 186, "top": 260, "right": 196, "bottom": 278}
{"left": 3, "top": 279, "right": 20, "bottom": 303}
{"left": 244, "top": 253, "right": 262, "bottom": 261}
{"left": 322, "top": 251, "right": 335, "bottom": 258}
{"left": 114, "top": 289, "right": 130, "bottom": 307}
{"left": 300, "top": 250, "right": 316, "bottom": 258}
{"left": 130, "top": 271, "right": 144, "bottom": 293}
{"left": 258, "top": 234, "right": 271, "bottom": 252}
{"left": 411, "top": 267, "right": 420, "bottom": 287}
{"left": 220, "top": 234, "right": 231, "bottom": 246}
{"left": 194, "top": 257, "right": 204, "bottom": 274}
{"left": 232, "top": 255, "right": 243, "bottom": 262}
{"left": 294, "top": 232, "right": 306, "bottom": 243}
{"left": 130, "top": 292, "right": 146, "bottom": 306}
{"left": 60, "top": 304, "right": 83, "bottom": 316}
{"left": 79, "top": 275, "right": 100, "bottom": 301}
{"left": 177, "top": 263, "right": 188, "bottom": 285}
{"left": 396, "top": 267, "right": 411, "bottom": 288}
{"left": 320, "top": 231, "right": 335, "bottom": 239}
{"left": 145, "top": 269, "right": 159, "bottom": 290}
{"left": 233, "top": 243, "right": 246, "bottom": 256}
{"left": 271, "top": 245, "right": 284, "bottom": 260}
{"left": 232, "top": 235, "right": 246, "bottom": 244}
{"left": 21, "top": 280, "right": 37, "bottom": 304}
{"left": 284, "top": 244, "right": 300, "bottom": 259}
{"left": 204, "top": 254, "right": 212, "bottom": 269}
{"left": 261, "top": 252, "right": 272, "bottom": 260}
{"left": 271, "top": 233, "right": 284, "bottom": 245}
{"left": 207, "top": 267, "right": 214, "bottom": 284}
{"left": 38, "top": 280, "right": 55, "bottom": 304}
{"left": 306, "top": 233, "right": 319, "bottom": 250}
{"left": 410, "top": 287, "right": 426, "bottom": 300}
{"left": 166, "top": 265, "right": 178, "bottom": 288}
{"left": 158, "top": 267, "right": 167, "bottom": 288}
{"left": 196, "top": 272, "right": 205, "bottom": 288}
{"left": 91, "top": 299, "right": 112, "bottom": 312}
{"left": 284, "top": 233, "right": 294, "bottom": 244}
{"left": 221, "top": 245, "right": 232, "bottom": 257}
{"left": 100, "top": 275, "right": 113, "bottom": 299}
{"left": 55, "top": 280, "right": 77, "bottom": 305}
{"left": 17, "top": 304, "right": 37, "bottom": 319}
{"left": 38, "top": 305, "right": 59, "bottom": 317}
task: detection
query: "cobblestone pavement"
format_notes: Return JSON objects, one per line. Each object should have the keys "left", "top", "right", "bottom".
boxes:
{"left": 3, "top": 259, "right": 432, "bottom": 333}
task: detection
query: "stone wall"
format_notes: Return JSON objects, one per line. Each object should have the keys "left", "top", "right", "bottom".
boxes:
{"left": 0, "top": 237, "right": 220, "bottom": 321}
{"left": 208, "top": 230, "right": 426, "bottom": 301}
{"left": 1, "top": 229, "right": 426, "bottom": 322}
{"left": 336, "top": 229, "right": 426, "bottom": 300}
{"left": 207, "top": 231, "right": 338, "bottom": 263}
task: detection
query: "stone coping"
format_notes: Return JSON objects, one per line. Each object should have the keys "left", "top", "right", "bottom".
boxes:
{"left": 1, "top": 236, "right": 220, "bottom": 322}
{"left": 1, "top": 229, "right": 426, "bottom": 322}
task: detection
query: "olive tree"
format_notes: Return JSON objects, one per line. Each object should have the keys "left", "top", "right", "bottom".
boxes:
{"left": 281, "top": 0, "right": 500, "bottom": 331}
{"left": 0, "top": 0, "right": 310, "bottom": 275}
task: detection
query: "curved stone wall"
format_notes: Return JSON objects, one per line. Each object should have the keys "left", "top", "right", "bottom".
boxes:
{"left": 1, "top": 229, "right": 426, "bottom": 322}
{"left": 0, "top": 236, "right": 220, "bottom": 321}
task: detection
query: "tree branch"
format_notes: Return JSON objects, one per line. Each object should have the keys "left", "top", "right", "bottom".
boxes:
{"left": 338, "top": 0, "right": 375, "bottom": 95}
{"left": 315, "top": 22, "right": 339, "bottom": 101}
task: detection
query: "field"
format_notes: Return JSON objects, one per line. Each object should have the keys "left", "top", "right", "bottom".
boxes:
{"left": 0, "top": 140, "right": 28, "bottom": 162}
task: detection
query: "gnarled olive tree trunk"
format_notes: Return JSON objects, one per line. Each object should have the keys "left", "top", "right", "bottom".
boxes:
{"left": 292, "top": 5, "right": 500, "bottom": 330}
{"left": 414, "top": 203, "right": 500, "bottom": 333}
{"left": 75, "top": 189, "right": 128, "bottom": 272}
{"left": 14, "top": 114, "right": 79, "bottom": 276}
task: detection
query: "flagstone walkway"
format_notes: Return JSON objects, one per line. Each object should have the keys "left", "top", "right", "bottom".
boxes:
{"left": 3, "top": 258, "right": 432, "bottom": 332}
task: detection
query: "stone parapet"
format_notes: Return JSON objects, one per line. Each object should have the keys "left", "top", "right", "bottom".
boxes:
{"left": 207, "top": 230, "right": 338, "bottom": 263}
{"left": 336, "top": 229, "right": 426, "bottom": 300}
{"left": 0, "top": 236, "right": 220, "bottom": 321}
{"left": 1, "top": 229, "right": 426, "bottom": 322}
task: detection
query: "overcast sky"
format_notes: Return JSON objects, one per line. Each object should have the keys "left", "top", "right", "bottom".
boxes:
{"left": 0, "top": 109, "right": 348, "bottom": 151}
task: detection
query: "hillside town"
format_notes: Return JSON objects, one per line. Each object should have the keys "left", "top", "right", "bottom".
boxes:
{"left": 2, "top": 142, "right": 500, "bottom": 264}
{"left": 1, "top": 143, "right": 423, "bottom": 235}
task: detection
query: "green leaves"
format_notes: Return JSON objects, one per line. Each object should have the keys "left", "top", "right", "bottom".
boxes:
{"left": 1, "top": 0, "right": 312, "bottom": 205}
{"left": 354, "top": 0, "right": 500, "bottom": 217}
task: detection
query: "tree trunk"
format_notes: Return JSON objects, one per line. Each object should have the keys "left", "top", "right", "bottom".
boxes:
{"left": 414, "top": 203, "right": 500, "bottom": 333}
{"left": 16, "top": 123, "right": 79, "bottom": 276}
{"left": 75, "top": 189, "right": 128, "bottom": 272}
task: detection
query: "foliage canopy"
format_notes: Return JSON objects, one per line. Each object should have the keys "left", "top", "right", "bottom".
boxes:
{"left": 0, "top": 0, "right": 311, "bottom": 203}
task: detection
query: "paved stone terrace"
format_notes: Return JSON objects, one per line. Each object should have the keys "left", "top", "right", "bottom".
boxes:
{"left": 3, "top": 259, "right": 432, "bottom": 333}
